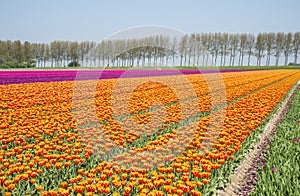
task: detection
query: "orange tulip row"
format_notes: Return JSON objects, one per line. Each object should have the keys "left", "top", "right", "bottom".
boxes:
{"left": 72, "top": 70, "right": 287, "bottom": 123}
{"left": 64, "top": 71, "right": 299, "bottom": 195}
{"left": 68, "top": 73, "right": 300, "bottom": 195}
{"left": 0, "top": 70, "right": 299, "bottom": 195}
{"left": 75, "top": 70, "right": 297, "bottom": 154}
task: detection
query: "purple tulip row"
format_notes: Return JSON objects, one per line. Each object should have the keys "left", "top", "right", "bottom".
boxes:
{"left": 0, "top": 69, "right": 248, "bottom": 85}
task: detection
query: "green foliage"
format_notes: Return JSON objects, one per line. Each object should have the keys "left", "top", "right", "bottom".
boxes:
{"left": 288, "top": 62, "right": 300, "bottom": 66}
{"left": 0, "top": 60, "right": 36, "bottom": 69}
{"left": 0, "top": 62, "right": 18, "bottom": 68}
{"left": 252, "top": 87, "right": 300, "bottom": 195}
{"left": 68, "top": 61, "right": 80, "bottom": 67}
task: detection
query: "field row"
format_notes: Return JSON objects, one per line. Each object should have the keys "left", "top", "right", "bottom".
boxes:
{"left": 251, "top": 85, "right": 300, "bottom": 195}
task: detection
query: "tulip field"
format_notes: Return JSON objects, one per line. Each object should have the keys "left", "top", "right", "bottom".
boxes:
{"left": 0, "top": 69, "right": 300, "bottom": 196}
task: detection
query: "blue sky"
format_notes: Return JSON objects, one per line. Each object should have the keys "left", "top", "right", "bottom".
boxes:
{"left": 0, "top": 0, "right": 299, "bottom": 43}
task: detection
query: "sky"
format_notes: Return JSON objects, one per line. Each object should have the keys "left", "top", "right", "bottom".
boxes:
{"left": 0, "top": 0, "right": 299, "bottom": 43}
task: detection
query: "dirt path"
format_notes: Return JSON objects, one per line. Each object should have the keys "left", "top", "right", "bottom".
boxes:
{"left": 219, "top": 81, "right": 299, "bottom": 196}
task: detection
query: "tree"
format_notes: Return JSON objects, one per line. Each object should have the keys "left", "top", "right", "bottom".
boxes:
{"left": 159, "top": 35, "right": 170, "bottom": 66}
{"left": 246, "top": 34, "right": 255, "bottom": 66}
{"left": 221, "top": 33, "right": 229, "bottom": 66}
{"left": 283, "top": 32, "right": 293, "bottom": 65}
{"left": 50, "top": 41, "right": 59, "bottom": 67}
{"left": 4, "top": 41, "right": 12, "bottom": 62}
{"left": 238, "top": 33, "right": 247, "bottom": 66}
{"left": 79, "top": 41, "right": 92, "bottom": 67}
{"left": 23, "top": 41, "right": 33, "bottom": 63}
{"left": 255, "top": 33, "right": 265, "bottom": 66}
{"left": 12, "top": 40, "right": 23, "bottom": 63}
{"left": 193, "top": 34, "right": 202, "bottom": 66}
{"left": 171, "top": 37, "right": 178, "bottom": 66}
{"left": 292, "top": 32, "right": 300, "bottom": 64}
{"left": 274, "top": 32, "right": 285, "bottom": 66}
{"left": 188, "top": 34, "right": 198, "bottom": 66}
{"left": 212, "top": 32, "right": 221, "bottom": 66}
{"left": 60, "top": 41, "right": 69, "bottom": 67}
{"left": 264, "top": 33, "right": 275, "bottom": 66}
{"left": 229, "top": 33, "right": 239, "bottom": 66}
{"left": 0, "top": 41, "right": 4, "bottom": 63}
{"left": 68, "top": 41, "right": 79, "bottom": 64}
{"left": 200, "top": 33, "right": 209, "bottom": 66}
{"left": 33, "top": 43, "right": 47, "bottom": 67}
{"left": 179, "top": 35, "right": 188, "bottom": 66}
{"left": 44, "top": 44, "right": 50, "bottom": 67}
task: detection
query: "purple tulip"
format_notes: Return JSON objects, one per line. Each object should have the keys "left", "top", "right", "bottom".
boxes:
{"left": 292, "top": 138, "right": 299, "bottom": 143}
{"left": 272, "top": 168, "right": 278, "bottom": 171}
{"left": 0, "top": 69, "right": 251, "bottom": 85}
{"left": 261, "top": 162, "right": 266, "bottom": 167}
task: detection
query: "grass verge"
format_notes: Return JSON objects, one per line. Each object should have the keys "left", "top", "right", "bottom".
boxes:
{"left": 250, "top": 85, "right": 300, "bottom": 196}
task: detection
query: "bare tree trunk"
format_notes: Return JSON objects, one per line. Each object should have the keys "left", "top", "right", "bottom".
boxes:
{"left": 205, "top": 54, "right": 209, "bottom": 66}
{"left": 294, "top": 49, "right": 299, "bottom": 64}
{"left": 220, "top": 51, "right": 223, "bottom": 66}
{"left": 193, "top": 50, "right": 196, "bottom": 66}
{"left": 202, "top": 54, "right": 206, "bottom": 65}
{"left": 180, "top": 54, "right": 183, "bottom": 66}
{"left": 266, "top": 54, "right": 269, "bottom": 66}
{"left": 184, "top": 52, "right": 187, "bottom": 66}
{"left": 241, "top": 53, "right": 244, "bottom": 66}
{"left": 229, "top": 50, "right": 233, "bottom": 66}
{"left": 214, "top": 51, "right": 218, "bottom": 66}
{"left": 247, "top": 50, "right": 251, "bottom": 66}
{"left": 284, "top": 54, "right": 289, "bottom": 66}
{"left": 238, "top": 48, "right": 242, "bottom": 66}
{"left": 166, "top": 54, "right": 169, "bottom": 66}
{"left": 172, "top": 52, "right": 175, "bottom": 66}
{"left": 196, "top": 53, "right": 201, "bottom": 66}
{"left": 223, "top": 50, "right": 227, "bottom": 66}
{"left": 275, "top": 54, "right": 279, "bottom": 66}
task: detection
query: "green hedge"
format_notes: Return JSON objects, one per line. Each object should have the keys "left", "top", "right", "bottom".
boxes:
{"left": 68, "top": 61, "right": 80, "bottom": 67}
{"left": 0, "top": 61, "right": 36, "bottom": 69}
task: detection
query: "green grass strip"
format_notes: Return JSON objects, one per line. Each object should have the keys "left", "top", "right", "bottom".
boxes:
{"left": 251, "top": 85, "right": 300, "bottom": 196}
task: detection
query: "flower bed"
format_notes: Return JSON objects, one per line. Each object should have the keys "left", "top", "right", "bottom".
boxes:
{"left": 0, "top": 70, "right": 299, "bottom": 195}
{"left": 0, "top": 69, "right": 248, "bottom": 85}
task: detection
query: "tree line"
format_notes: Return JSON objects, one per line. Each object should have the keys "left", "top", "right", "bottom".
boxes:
{"left": 0, "top": 32, "right": 299, "bottom": 68}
